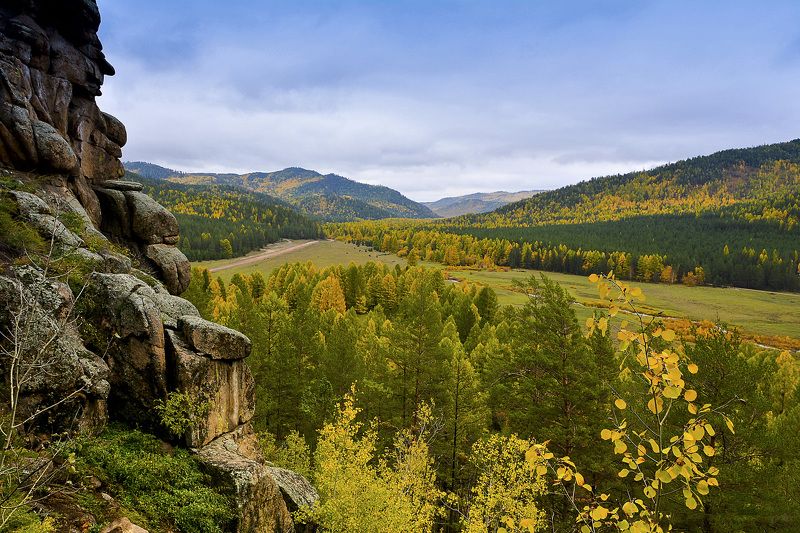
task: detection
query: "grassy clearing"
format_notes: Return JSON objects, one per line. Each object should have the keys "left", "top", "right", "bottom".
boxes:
{"left": 195, "top": 240, "right": 800, "bottom": 345}
{"left": 195, "top": 240, "right": 415, "bottom": 281}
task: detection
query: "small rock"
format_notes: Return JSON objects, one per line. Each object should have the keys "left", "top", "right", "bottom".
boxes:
{"left": 178, "top": 315, "right": 252, "bottom": 360}
{"left": 100, "top": 492, "right": 113, "bottom": 502}
{"left": 32, "top": 119, "right": 78, "bottom": 172}
{"left": 266, "top": 466, "right": 319, "bottom": 513}
{"left": 100, "top": 517, "right": 148, "bottom": 533}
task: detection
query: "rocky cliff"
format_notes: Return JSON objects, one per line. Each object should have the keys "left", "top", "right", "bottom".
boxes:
{"left": 0, "top": 2, "right": 314, "bottom": 531}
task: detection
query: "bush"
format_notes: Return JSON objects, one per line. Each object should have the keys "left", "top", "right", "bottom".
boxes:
{"left": 71, "top": 425, "right": 233, "bottom": 533}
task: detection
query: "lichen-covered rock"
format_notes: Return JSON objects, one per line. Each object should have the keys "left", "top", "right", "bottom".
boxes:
{"left": 195, "top": 433, "right": 294, "bottom": 533}
{"left": 84, "top": 273, "right": 167, "bottom": 426}
{"left": 179, "top": 315, "right": 252, "bottom": 360}
{"left": 101, "top": 179, "right": 142, "bottom": 192}
{"left": 151, "top": 287, "right": 200, "bottom": 328}
{"left": 144, "top": 244, "right": 190, "bottom": 295}
{"left": 125, "top": 191, "right": 178, "bottom": 244}
{"left": 0, "top": 273, "right": 110, "bottom": 434}
{"left": 166, "top": 330, "right": 255, "bottom": 447}
{"left": 266, "top": 466, "right": 319, "bottom": 514}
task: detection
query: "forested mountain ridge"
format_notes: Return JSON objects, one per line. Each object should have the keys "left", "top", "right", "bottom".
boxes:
{"left": 127, "top": 172, "right": 324, "bottom": 260}
{"left": 330, "top": 140, "right": 800, "bottom": 291}
{"left": 453, "top": 139, "right": 800, "bottom": 228}
{"left": 423, "top": 190, "right": 545, "bottom": 217}
{"left": 124, "top": 162, "right": 438, "bottom": 222}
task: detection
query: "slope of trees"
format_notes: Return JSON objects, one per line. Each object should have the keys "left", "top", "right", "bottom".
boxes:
{"left": 182, "top": 261, "right": 800, "bottom": 531}
{"left": 129, "top": 173, "right": 324, "bottom": 260}
{"left": 327, "top": 144, "right": 800, "bottom": 291}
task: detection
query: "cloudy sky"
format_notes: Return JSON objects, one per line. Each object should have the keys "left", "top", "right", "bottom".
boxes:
{"left": 96, "top": 0, "right": 800, "bottom": 201}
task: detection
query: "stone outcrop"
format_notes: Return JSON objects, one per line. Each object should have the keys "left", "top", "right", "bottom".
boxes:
{"left": 0, "top": 0, "right": 190, "bottom": 295}
{"left": 196, "top": 431, "right": 294, "bottom": 533}
{"left": 0, "top": 1, "right": 315, "bottom": 530}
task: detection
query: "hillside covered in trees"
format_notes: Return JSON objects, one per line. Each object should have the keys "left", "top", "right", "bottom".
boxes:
{"left": 125, "top": 162, "right": 438, "bottom": 222}
{"left": 330, "top": 140, "right": 800, "bottom": 291}
{"left": 129, "top": 172, "right": 324, "bottom": 260}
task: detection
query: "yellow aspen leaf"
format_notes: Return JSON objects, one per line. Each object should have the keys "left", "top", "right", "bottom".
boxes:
{"left": 647, "top": 397, "right": 664, "bottom": 413}
{"left": 590, "top": 506, "right": 609, "bottom": 520}
{"left": 610, "top": 305, "right": 619, "bottom": 317}
{"left": 724, "top": 416, "right": 735, "bottom": 434}
{"left": 661, "top": 329, "right": 676, "bottom": 342}
{"left": 600, "top": 493, "right": 609, "bottom": 501}
{"left": 637, "top": 444, "right": 646, "bottom": 457}
{"left": 687, "top": 363, "right": 699, "bottom": 374}
{"left": 536, "top": 464, "right": 548, "bottom": 476}
{"left": 703, "top": 445, "right": 715, "bottom": 457}
{"left": 622, "top": 501, "right": 638, "bottom": 516}
{"left": 649, "top": 439, "right": 660, "bottom": 453}
{"left": 643, "top": 486, "right": 656, "bottom": 498}
{"left": 656, "top": 469, "right": 672, "bottom": 483}
{"left": 614, "top": 440, "right": 628, "bottom": 454}
{"left": 589, "top": 273, "right": 599, "bottom": 283}
{"left": 697, "top": 480, "right": 710, "bottom": 495}
{"left": 708, "top": 477, "right": 719, "bottom": 487}
{"left": 630, "top": 287, "right": 643, "bottom": 298}
{"left": 575, "top": 472, "right": 585, "bottom": 486}
{"left": 688, "top": 402, "right": 698, "bottom": 414}
{"left": 684, "top": 389, "right": 698, "bottom": 402}
{"left": 615, "top": 398, "right": 627, "bottom": 410}
{"left": 598, "top": 317, "right": 609, "bottom": 335}
{"left": 685, "top": 496, "right": 698, "bottom": 510}
{"left": 601, "top": 428, "right": 612, "bottom": 440}
{"left": 663, "top": 386, "right": 682, "bottom": 399}
{"left": 618, "top": 469, "right": 630, "bottom": 478}
{"left": 586, "top": 317, "right": 595, "bottom": 330}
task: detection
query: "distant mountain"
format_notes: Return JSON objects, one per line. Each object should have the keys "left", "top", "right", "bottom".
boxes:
{"left": 423, "top": 190, "right": 545, "bottom": 217}
{"left": 124, "top": 162, "right": 438, "bottom": 222}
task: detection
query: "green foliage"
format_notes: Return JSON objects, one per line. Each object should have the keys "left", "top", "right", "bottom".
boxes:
{"left": 0, "top": 197, "right": 45, "bottom": 255}
{"left": 154, "top": 392, "right": 211, "bottom": 438}
{"left": 296, "top": 393, "right": 442, "bottom": 532}
{"left": 257, "top": 430, "right": 312, "bottom": 479}
{"left": 71, "top": 425, "right": 233, "bottom": 533}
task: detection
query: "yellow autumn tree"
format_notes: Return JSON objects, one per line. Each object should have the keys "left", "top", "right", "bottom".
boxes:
{"left": 463, "top": 434, "right": 545, "bottom": 533}
{"left": 297, "top": 392, "right": 442, "bottom": 532}
{"left": 311, "top": 275, "right": 346, "bottom": 314}
{"left": 522, "top": 273, "right": 732, "bottom": 533}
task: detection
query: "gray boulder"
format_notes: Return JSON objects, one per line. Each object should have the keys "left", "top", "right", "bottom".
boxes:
{"left": 125, "top": 191, "right": 178, "bottom": 244}
{"left": 195, "top": 433, "right": 294, "bottom": 533}
{"left": 178, "top": 315, "right": 252, "bottom": 360}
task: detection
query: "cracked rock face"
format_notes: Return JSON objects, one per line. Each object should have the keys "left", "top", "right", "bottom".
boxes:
{"left": 0, "top": 1, "right": 124, "bottom": 191}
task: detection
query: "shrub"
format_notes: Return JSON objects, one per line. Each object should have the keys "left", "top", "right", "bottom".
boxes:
{"left": 71, "top": 425, "right": 233, "bottom": 533}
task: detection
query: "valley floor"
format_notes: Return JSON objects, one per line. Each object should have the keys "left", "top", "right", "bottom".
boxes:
{"left": 195, "top": 240, "right": 800, "bottom": 350}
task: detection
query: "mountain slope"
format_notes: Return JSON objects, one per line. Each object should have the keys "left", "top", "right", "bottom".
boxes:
{"left": 423, "top": 190, "right": 545, "bottom": 217}
{"left": 127, "top": 172, "right": 323, "bottom": 261}
{"left": 455, "top": 139, "right": 800, "bottom": 228}
{"left": 124, "top": 163, "right": 438, "bottom": 222}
